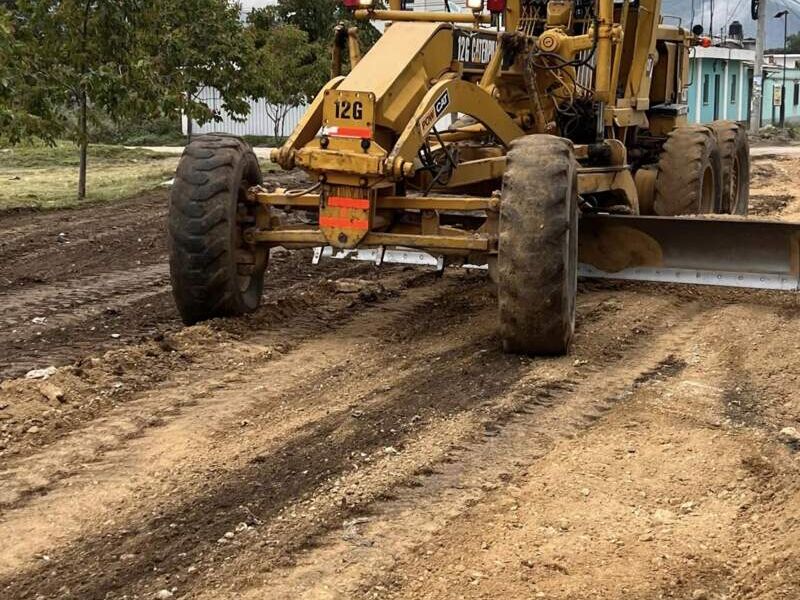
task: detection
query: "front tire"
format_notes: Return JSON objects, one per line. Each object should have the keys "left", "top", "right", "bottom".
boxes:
{"left": 168, "top": 134, "right": 266, "bottom": 325}
{"left": 497, "top": 135, "right": 579, "bottom": 355}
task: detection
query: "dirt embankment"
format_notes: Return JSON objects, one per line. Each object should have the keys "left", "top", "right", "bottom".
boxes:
{"left": 0, "top": 156, "right": 798, "bottom": 600}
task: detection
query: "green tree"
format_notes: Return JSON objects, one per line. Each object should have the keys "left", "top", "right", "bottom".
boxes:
{"left": 142, "top": 0, "right": 254, "bottom": 138}
{"left": 249, "top": 23, "right": 328, "bottom": 138}
{"left": 263, "top": 0, "right": 381, "bottom": 46}
{"left": 0, "top": 6, "right": 59, "bottom": 143}
{"left": 5, "top": 0, "right": 254, "bottom": 200}
{"left": 269, "top": 0, "right": 340, "bottom": 43}
{"left": 245, "top": 0, "right": 380, "bottom": 140}
{"left": 8, "top": 0, "right": 156, "bottom": 198}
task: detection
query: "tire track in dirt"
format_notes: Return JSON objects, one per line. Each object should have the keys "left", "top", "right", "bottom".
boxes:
{"left": 0, "top": 268, "right": 446, "bottom": 508}
{"left": 0, "top": 249, "right": 377, "bottom": 380}
{"left": 0, "top": 155, "right": 797, "bottom": 599}
{"left": 0, "top": 192, "right": 171, "bottom": 380}
{"left": 337, "top": 299, "right": 799, "bottom": 600}
{"left": 194, "top": 296, "right": 712, "bottom": 599}
{"left": 0, "top": 192, "right": 169, "bottom": 285}
{"left": 0, "top": 255, "right": 401, "bottom": 456}
{"left": 0, "top": 283, "right": 705, "bottom": 600}
{"left": 0, "top": 264, "right": 169, "bottom": 328}
{"left": 0, "top": 272, "right": 492, "bottom": 596}
{"left": 208, "top": 300, "right": 713, "bottom": 599}
{"left": 0, "top": 174, "right": 311, "bottom": 379}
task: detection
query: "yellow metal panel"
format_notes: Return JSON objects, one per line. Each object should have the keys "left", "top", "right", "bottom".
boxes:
{"left": 444, "top": 157, "right": 507, "bottom": 188}
{"left": 378, "top": 196, "right": 498, "bottom": 211}
{"left": 320, "top": 187, "right": 372, "bottom": 249}
{"left": 322, "top": 90, "right": 376, "bottom": 134}
{"left": 364, "top": 232, "right": 489, "bottom": 251}
{"left": 295, "top": 147, "right": 386, "bottom": 176}
{"left": 255, "top": 192, "right": 499, "bottom": 212}
{"left": 337, "top": 23, "right": 456, "bottom": 131}
{"left": 387, "top": 78, "right": 524, "bottom": 167}
{"left": 339, "top": 23, "right": 444, "bottom": 97}
{"left": 270, "top": 76, "right": 344, "bottom": 170}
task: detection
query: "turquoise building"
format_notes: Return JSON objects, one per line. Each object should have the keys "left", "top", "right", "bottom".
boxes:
{"left": 687, "top": 46, "right": 754, "bottom": 125}
{"left": 761, "top": 54, "right": 800, "bottom": 126}
{"left": 686, "top": 46, "right": 800, "bottom": 126}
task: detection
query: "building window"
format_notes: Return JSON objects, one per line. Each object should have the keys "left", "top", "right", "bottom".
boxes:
{"left": 731, "top": 73, "right": 738, "bottom": 104}
{"left": 795, "top": 82, "right": 799, "bottom": 106}
{"left": 703, "top": 74, "right": 710, "bottom": 105}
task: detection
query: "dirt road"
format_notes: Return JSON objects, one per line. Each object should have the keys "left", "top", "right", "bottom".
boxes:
{"left": 0, "top": 155, "right": 799, "bottom": 600}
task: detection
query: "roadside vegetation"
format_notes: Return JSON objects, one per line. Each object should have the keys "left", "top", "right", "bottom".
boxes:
{"left": 1, "top": 0, "right": 377, "bottom": 208}
{"left": 0, "top": 143, "right": 178, "bottom": 211}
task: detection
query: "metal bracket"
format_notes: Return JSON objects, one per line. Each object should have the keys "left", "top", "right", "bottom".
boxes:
{"left": 313, "top": 246, "right": 447, "bottom": 271}
{"left": 579, "top": 264, "right": 800, "bottom": 291}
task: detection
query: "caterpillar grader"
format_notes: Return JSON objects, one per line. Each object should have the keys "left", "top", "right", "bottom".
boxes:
{"left": 168, "top": 0, "right": 800, "bottom": 355}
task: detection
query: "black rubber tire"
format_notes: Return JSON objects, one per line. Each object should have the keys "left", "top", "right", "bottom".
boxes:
{"left": 654, "top": 125, "right": 723, "bottom": 216}
{"left": 709, "top": 120, "right": 750, "bottom": 215}
{"left": 497, "top": 135, "right": 579, "bottom": 356}
{"left": 168, "top": 134, "right": 265, "bottom": 325}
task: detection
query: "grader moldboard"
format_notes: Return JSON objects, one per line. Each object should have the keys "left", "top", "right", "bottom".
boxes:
{"left": 168, "top": 0, "right": 800, "bottom": 355}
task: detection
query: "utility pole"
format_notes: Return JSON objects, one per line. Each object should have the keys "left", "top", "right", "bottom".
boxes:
{"left": 710, "top": 0, "right": 715, "bottom": 42}
{"left": 750, "top": 0, "right": 766, "bottom": 133}
{"left": 777, "top": 9, "right": 789, "bottom": 128}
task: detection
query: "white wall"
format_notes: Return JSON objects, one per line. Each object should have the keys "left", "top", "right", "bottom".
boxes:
{"left": 183, "top": 87, "right": 307, "bottom": 138}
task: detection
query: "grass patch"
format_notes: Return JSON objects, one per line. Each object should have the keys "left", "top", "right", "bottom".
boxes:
{"left": 0, "top": 142, "right": 170, "bottom": 168}
{"left": 0, "top": 142, "right": 179, "bottom": 210}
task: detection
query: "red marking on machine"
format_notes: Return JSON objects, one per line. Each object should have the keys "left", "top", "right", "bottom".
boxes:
{"left": 319, "top": 216, "right": 370, "bottom": 230}
{"left": 322, "top": 126, "right": 373, "bottom": 139}
{"left": 328, "top": 196, "right": 371, "bottom": 209}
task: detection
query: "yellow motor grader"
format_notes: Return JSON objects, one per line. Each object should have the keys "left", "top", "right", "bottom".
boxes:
{"left": 168, "top": 0, "right": 800, "bottom": 355}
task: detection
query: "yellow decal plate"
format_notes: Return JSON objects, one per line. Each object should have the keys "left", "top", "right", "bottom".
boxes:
{"left": 322, "top": 90, "right": 375, "bottom": 139}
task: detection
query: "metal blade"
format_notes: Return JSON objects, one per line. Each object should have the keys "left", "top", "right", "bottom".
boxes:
{"left": 578, "top": 215, "right": 800, "bottom": 291}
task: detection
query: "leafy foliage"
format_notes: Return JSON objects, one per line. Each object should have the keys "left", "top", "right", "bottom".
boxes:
{"left": 0, "top": 6, "right": 59, "bottom": 143}
{"left": 1, "top": 0, "right": 254, "bottom": 198}
{"left": 244, "top": 0, "right": 380, "bottom": 137}
{"left": 0, "top": 0, "right": 384, "bottom": 193}
{"left": 247, "top": 20, "right": 327, "bottom": 137}
{"left": 140, "top": 0, "right": 254, "bottom": 125}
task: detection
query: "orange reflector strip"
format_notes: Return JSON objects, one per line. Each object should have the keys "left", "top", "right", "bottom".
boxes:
{"left": 325, "top": 126, "right": 373, "bottom": 139}
{"left": 319, "top": 216, "right": 370, "bottom": 230}
{"left": 328, "top": 196, "right": 370, "bottom": 209}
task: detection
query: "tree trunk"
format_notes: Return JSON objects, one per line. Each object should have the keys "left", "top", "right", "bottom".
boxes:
{"left": 78, "top": 89, "right": 88, "bottom": 201}
{"left": 78, "top": 0, "right": 91, "bottom": 201}
{"left": 273, "top": 105, "right": 288, "bottom": 141}
{"left": 186, "top": 91, "right": 193, "bottom": 145}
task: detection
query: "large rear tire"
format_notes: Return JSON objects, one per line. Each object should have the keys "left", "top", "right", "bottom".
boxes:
{"left": 709, "top": 120, "right": 750, "bottom": 215}
{"left": 497, "top": 135, "right": 579, "bottom": 355}
{"left": 168, "top": 134, "right": 266, "bottom": 325}
{"left": 654, "top": 125, "right": 722, "bottom": 216}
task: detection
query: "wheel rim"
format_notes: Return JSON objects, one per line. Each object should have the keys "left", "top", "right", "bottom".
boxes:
{"left": 235, "top": 183, "right": 266, "bottom": 295}
{"left": 566, "top": 198, "right": 578, "bottom": 334}
{"left": 563, "top": 172, "right": 578, "bottom": 339}
{"left": 700, "top": 165, "right": 715, "bottom": 213}
{"left": 730, "top": 154, "right": 741, "bottom": 213}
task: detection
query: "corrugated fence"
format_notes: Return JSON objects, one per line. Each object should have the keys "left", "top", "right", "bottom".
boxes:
{"left": 183, "top": 87, "right": 307, "bottom": 138}
{"left": 185, "top": 4, "right": 470, "bottom": 138}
